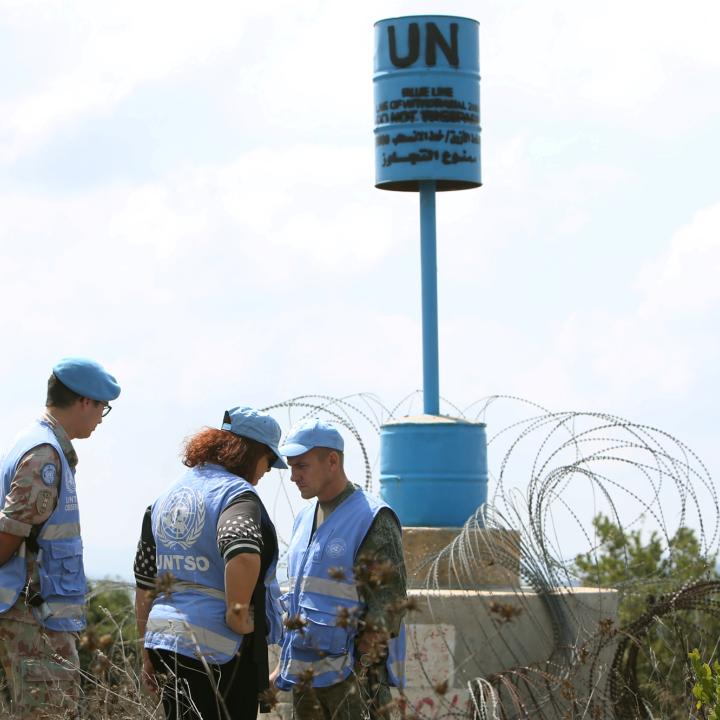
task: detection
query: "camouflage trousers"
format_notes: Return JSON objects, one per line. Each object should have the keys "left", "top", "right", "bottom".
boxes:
{"left": 292, "top": 669, "right": 397, "bottom": 720}
{"left": 0, "top": 611, "right": 80, "bottom": 720}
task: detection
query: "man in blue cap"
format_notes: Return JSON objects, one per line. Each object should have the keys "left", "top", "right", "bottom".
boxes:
{"left": 0, "top": 356, "right": 120, "bottom": 718}
{"left": 274, "top": 419, "right": 407, "bottom": 719}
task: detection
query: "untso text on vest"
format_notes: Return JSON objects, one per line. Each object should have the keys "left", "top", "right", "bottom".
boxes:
{"left": 0, "top": 420, "right": 87, "bottom": 631}
{"left": 144, "top": 464, "right": 282, "bottom": 664}
{"left": 277, "top": 489, "right": 406, "bottom": 689}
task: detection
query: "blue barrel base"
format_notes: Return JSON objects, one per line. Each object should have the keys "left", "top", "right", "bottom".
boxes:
{"left": 375, "top": 178, "right": 482, "bottom": 192}
{"left": 380, "top": 415, "right": 488, "bottom": 527}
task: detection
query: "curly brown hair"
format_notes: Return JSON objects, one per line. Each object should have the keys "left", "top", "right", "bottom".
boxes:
{"left": 183, "top": 428, "right": 274, "bottom": 480}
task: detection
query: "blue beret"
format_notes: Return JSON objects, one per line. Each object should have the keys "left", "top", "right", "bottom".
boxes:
{"left": 53, "top": 357, "right": 121, "bottom": 402}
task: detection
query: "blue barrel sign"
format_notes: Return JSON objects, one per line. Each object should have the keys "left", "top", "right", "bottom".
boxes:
{"left": 374, "top": 15, "right": 481, "bottom": 191}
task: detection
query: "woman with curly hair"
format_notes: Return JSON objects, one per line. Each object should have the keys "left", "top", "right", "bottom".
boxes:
{"left": 134, "top": 406, "right": 286, "bottom": 719}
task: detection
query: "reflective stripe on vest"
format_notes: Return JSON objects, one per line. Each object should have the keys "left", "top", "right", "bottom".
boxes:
{"left": 146, "top": 617, "right": 239, "bottom": 659}
{"left": 282, "top": 653, "right": 350, "bottom": 680}
{"left": 291, "top": 576, "right": 360, "bottom": 603}
{"left": 41, "top": 523, "right": 81, "bottom": 540}
{"left": 0, "top": 586, "right": 19, "bottom": 606}
{"left": 46, "top": 601, "right": 85, "bottom": 619}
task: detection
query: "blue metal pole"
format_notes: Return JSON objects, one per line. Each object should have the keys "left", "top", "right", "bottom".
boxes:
{"left": 419, "top": 180, "right": 439, "bottom": 415}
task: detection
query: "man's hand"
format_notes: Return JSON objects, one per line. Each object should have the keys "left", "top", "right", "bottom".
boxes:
{"left": 269, "top": 662, "right": 280, "bottom": 687}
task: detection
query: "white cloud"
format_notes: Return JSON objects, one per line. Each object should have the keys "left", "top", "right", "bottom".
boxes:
{"left": 489, "top": 0, "right": 720, "bottom": 133}
{"left": 0, "top": 1, "right": 294, "bottom": 162}
{"left": 635, "top": 201, "right": 720, "bottom": 315}
{"left": 513, "top": 200, "right": 720, "bottom": 406}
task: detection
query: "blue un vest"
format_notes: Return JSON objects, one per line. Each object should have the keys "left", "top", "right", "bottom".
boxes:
{"left": 277, "top": 488, "right": 406, "bottom": 689}
{"left": 0, "top": 420, "right": 86, "bottom": 631}
{"left": 144, "top": 464, "right": 282, "bottom": 664}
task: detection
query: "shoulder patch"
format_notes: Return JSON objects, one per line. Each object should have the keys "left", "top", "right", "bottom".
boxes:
{"left": 36, "top": 490, "right": 52, "bottom": 515}
{"left": 40, "top": 463, "right": 57, "bottom": 486}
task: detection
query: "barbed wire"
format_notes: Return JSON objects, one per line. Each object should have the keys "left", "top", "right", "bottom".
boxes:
{"left": 418, "top": 397, "right": 718, "bottom": 719}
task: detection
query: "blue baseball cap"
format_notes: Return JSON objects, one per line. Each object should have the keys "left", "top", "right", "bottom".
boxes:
{"left": 53, "top": 357, "right": 121, "bottom": 402}
{"left": 221, "top": 406, "right": 287, "bottom": 469}
{"left": 279, "top": 419, "right": 344, "bottom": 458}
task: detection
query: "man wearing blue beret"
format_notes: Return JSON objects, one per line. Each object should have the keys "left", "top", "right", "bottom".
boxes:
{"left": 274, "top": 419, "right": 407, "bottom": 719}
{"left": 0, "top": 357, "right": 120, "bottom": 718}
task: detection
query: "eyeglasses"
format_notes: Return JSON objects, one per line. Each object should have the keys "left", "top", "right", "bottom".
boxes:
{"left": 101, "top": 403, "right": 112, "bottom": 418}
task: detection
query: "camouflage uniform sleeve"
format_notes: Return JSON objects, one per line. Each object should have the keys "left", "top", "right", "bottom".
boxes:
{"left": 0, "top": 444, "right": 60, "bottom": 537}
{"left": 356, "top": 508, "right": 407, "bottom": 637}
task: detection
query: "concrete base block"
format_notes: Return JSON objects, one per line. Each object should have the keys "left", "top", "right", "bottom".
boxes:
{"left": 407, "top": 587, "right": 617, "bottom": 683}
{"left": 394, "top": 687, "right": 472, "bottom": 718}
{"left": 403, "top": 526, "right": 521, "bottom": 589}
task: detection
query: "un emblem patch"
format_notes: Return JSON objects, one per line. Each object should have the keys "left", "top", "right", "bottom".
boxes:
{"left": 40, "top": 464, "right": 56, "bottom": 486}
{"left": 156, "top": 487, "right": 206, "bottom": 550}
{"left": 327, "top": 538, "right": 347, "bottom": 559}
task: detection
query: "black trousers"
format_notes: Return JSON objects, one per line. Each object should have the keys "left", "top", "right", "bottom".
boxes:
{"left": 149, "top": 642, "right": 260, "bottom": 720}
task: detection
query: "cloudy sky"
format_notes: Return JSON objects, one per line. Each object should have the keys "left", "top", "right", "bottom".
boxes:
{"left": 0, "top": 0, "right": 718, "bottom": 580}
